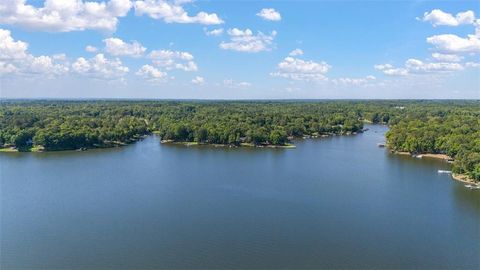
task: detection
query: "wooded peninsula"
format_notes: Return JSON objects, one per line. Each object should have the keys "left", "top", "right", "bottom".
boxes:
{"left": 1, "top": 100, "right": 479, "bottom": 181}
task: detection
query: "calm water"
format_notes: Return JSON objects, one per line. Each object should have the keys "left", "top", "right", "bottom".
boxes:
{"left": 1, "top": 125, "right": 479, "bottom": 269}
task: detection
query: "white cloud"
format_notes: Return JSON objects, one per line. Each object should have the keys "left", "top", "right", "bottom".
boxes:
{"left": 271, "top": 56, "right": 331, "bottom": 82}
{"left": 136, "top": 64, "right": 167, "bottom": 81}
{"left": 405, "top": 58, "right": 464, "bottom": 72}
{"left": 72, "top": 53, "right": 129, "bottom": 79}
{"left": 134, "top": 0, "right": 223, "bottom": 25}
{"left": 476, "top": 19, "right": 480, "bottom": 36}
{"left": 421, "top": 9, "right": 480, "bottom": 57}
{"left": 0, "top": 0, "right": 132, "bottom": 32}
{"left": 0, "top": 28, "right": 69, "bottom": 76}
{"left": 0, "top": 28, "right": 28, "bottom": 60}
{"left": 204, "top": 28, "right": 223, "bottom": 36}
{"left": 223, "top": 79, "right": 251, "bottom": 88}
{"left": 256, "top": 8, "right": 281, "bottom": 21}
{"left": 375, "top": 58, "right": 466, "bottom": 76}
{"left": 28, "top": 55, "right": 68, "bottom": 75}
{"left": 383, "top": 68, "right": 409, "bottom": 76}
{"left": 426, "top": 34, "right": 480, "bottom": 54}
{"left": 422, "top": 9, "right": 475, "bottom": 27}
{"left": 465, "top": 62, "right": 480, "bottom": 68}
{"left": 421, "top": 10, "right": 480, "bottom": 55}
{"left": 1, "top": 28, "right": 140, "bottom": 80}
{"left": 219, "top": 28, "right": 277, "bottom": 53}
{"left": 103, "top": 37, "right": 146, "bottom": 57}
{"left": 0, "top": 55, "right": 69, "bottom": 77}
{"left": 85, "top": 45, "right": 98, "bottom": 52}
{"left": 331, "top": 76, "right": 376, "bottom": 86}
{"left": 52, "top": 53, "right": 66, "bottom": 61}
{"left": 277, "top": 57, "right": 330, "bottom": 73}
{"left": 0, "top": 61, "right": 17, "bottom": 74}
{"left": 192, "top": 75, "right": 204, "bottom": 85}
{"left": 237, "top": 82, "right": 251, "bottom": 87}
{"left": 148, "top": 49, "right": 197, "bottom": 71}
{"left": 431, "top": 52, "right": 463, "bottom": 62}
{"left": 289, "top": 49, "right": 303, "bottom": 56}
{"left": 374, "top": 64, "right": 408, "bottom": 76}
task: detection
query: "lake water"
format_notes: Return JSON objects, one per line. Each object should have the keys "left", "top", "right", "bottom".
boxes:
{"left": 1, "top": 125, "right": 479, "bottom": 269}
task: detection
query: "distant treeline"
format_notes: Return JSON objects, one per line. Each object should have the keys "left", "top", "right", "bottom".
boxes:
{"left": 0, "top": 100, "right": 479, "bottom": 180}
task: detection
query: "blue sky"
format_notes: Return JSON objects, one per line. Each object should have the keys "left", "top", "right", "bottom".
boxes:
{"left": 0, "top": 0, "right": 479, "bottom": 99}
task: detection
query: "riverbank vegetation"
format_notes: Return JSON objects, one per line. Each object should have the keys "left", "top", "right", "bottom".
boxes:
{"left": 1, "top": 100, "right": 478, "bottom": 180}
{"left": 0, "top": 101, "right": 367, "bottom": 151}
{"left": 385, "top": 108, "right": 480, "bottom": 181}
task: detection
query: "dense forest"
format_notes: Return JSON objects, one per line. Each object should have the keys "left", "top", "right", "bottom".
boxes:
{"left": 386, "top": 110, "right": 480, "bottom": 181}
{"left": 0, "top": 100, "right": 479, "bottom": 180}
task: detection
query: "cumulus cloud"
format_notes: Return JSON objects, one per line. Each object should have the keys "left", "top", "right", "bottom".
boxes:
{"left": 375, "top": 58, "right": 469, "bottom": 76}
{"left": 465, "top": 62, "right": 480, "bottom": 68}
{"left": 148, "top": 49, "right": 197, "bottom": 71}
{"left": 289, "top": 49, "right": 303, "bottom": 56}
{"left": 374, "top": 64, "right": 408, "bottom": 76}
{"left": 0, "top": 28, "right": 69, "bottom": 76}
{"left": 85, "top": 45, "right": 98, "bottom": 52}
{"left": 192, "top": 75, "right": 204, "bottom": 85}
{"left": 271, "top": 56, "right": 331, "bottom": 82}
{"left": 405, "top": 58, "right": 464, "bottom": 72}
{"left": 1, "top": 28, "right": 136, "bottom": 80}
{"left": 0, "top": 28, "right": 28, "bottom": 60}
{"left": 72, "top": 53, "right": 129, "bottom": 79}
{"left": 331, "top": 75, "right": 376, "bottom": 86}
{"left": 431, "top": 52, "right": 463, "bottom": 62}
{"left": 0, "top": 0, "right": 132, "bottom": 32}
{"left": 204, "top": 28, "right": 224, "bottom": 36}
{"left": 0, "top": 62, "right": 17, "bottom": 74}
{"left": 103, "top": 37, "right": 146, "bottom": 57}
{"left": 136, "top": 64, "right": 167, "bottom": 81}
{"left": 28, "top": 55, "right": 69, "bottom": 75}
{"left": 219, "top": 28, "right": 277, "bottom": 53}
{"left": 52, "top": 53, "right": 67, "bottom": 61}
{"left": 421, "top": 9, "right": 480, "bottom": 55}
{"left": 256, "top": 8, "right": 281, "bottom": 21}
{"left": 421, "top": 9, "right": 475, "bottom": 27}
{"left": 134, "top": 0, "right": 223, "bottom": 25}
{"left": 223, "top": 79, "right": 251, "bottom": 88}
{"left": 426, "top": 34, "right": 480, "bottom": 54}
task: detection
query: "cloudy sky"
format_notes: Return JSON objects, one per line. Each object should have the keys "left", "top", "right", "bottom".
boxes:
{"left": 0, "top": 0, "right": 479, "bottom": 99}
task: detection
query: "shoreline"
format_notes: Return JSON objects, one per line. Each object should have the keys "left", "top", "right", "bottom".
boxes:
{"left": 0, "top": 139, "right": 140, "bottom": 153}
{"left": 419, "top": 153, "right": 452, "bottom": 160}
{"left": 393, "top": 151, "right": 452, "bottom": 160}
{"left": 451, "top": 173, "right": 478, "bottom": 185}
{"left": 160, "top": 140, "right": 296, "bottom": 149}
{"left": 391, "top": 151, "right": 477, "bottom": 184}
{"left": 0, "top": 127, "right": 365, "bottom": 154}
{"left": 0, "top": 145, "right": 44, "bottom": 153}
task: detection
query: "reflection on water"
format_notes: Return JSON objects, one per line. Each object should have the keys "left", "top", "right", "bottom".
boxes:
{"left": 1, "top": 125, "right": 479, "bottom": 269}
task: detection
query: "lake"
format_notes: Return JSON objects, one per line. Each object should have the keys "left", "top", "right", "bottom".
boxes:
{"left": 1, "top": 124, "right": 479, "bottom": 269}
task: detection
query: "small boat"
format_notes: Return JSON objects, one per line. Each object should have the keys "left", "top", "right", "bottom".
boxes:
{"left": 465, "top": 184, "right": 480, "bottom": 190}
{"left": 437, "top": 170, "right": 452, "bottom": 174}
{"left": 377, "top": 143, "right": 386, "bottom": 147}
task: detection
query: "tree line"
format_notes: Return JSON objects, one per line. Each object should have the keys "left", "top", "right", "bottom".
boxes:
{"left": 0, "top": 100, "right": 478, "bottom": 180}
